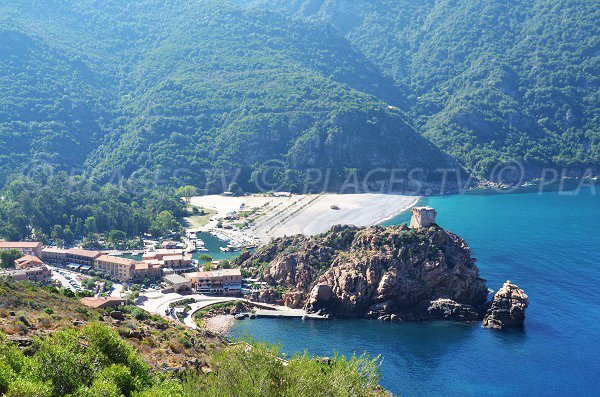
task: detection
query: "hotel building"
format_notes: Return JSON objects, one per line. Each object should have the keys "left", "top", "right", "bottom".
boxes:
{"left": 184, "top": 268, "right": 242, "bottom": 295}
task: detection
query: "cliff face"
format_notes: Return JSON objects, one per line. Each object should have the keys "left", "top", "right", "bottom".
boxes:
{"left": 236, "top": 224, "right": 490, "bottom": 321}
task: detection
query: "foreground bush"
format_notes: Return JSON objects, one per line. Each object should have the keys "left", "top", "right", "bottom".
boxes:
{"left": 0, "top": 324, "right": 386, "bottom": 397}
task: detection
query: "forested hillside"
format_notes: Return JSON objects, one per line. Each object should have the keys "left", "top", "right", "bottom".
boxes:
{"left": 238, "top": 0, "right": 600, "bottom": 176}
{"left": 0, "top": 0, "right": 598, "bottom": 197}
{"left": 0, "top": 0, "right": 457, "bottom": 193}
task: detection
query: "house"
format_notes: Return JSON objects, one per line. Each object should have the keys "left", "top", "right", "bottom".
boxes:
{"left": 80, "top": 296, "right": 125, "bottom": 309}
{"left": 0, "top": 242, "right": 43, "bottom": 257}
{"left": 184, "top": 268, "right": 242, "bottom": 295}
{"left": 15, "top": 255, "right": 44, "bottom": 269}
{"left": 0, "top": 266, "right": 51, "bottom": 284}
{"left": 163, "top": 274, "right": 192, "bottom": 293}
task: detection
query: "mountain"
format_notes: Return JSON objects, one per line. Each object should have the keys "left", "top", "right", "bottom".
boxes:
{"left": 0, "top": 0, "right": 458, "bottom": 192}
{"left": 236, "top": 0, "right": 600, "bottom": 177}
{"left": 1, "top": 0, "right": 597, "bottom": 191}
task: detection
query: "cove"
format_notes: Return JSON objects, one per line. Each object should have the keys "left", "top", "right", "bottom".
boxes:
{"left": 230, "top": 188, "right": 600, "bottom": 395}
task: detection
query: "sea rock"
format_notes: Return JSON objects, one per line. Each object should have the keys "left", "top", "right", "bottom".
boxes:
{"left": 482, "top": 281, "right": 529, "bottom": 329}
{"left": 427, "top": 298, "right": 480, "bottom": 321}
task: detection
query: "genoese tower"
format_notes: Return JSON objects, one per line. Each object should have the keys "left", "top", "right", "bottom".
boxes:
{"left": 410, "top": 206, "right": 437, "bottom": 229}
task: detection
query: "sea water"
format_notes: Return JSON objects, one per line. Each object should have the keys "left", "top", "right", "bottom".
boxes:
{"left": 229, "top": 188, "right": 600, "bottom": 396}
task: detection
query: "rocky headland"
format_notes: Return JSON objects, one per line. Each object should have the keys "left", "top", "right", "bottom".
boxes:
{"left": 236, "top": 223, "right": 528, "bottom": 328}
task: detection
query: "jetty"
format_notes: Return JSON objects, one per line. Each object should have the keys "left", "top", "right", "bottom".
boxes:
{"left": 251, "top": 308, "right": 328, "bottom": 320}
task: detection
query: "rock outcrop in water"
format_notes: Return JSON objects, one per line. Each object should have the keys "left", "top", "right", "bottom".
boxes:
{"left": 237, "top": 224, "right": 491, "bottom": 321}
{"left": 482, "top": 281, "right": 529, "bottom": 329}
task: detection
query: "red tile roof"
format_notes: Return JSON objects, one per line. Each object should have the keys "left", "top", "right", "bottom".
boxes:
{"left": 66, "top": 248, "right": 102, "bottom": 258}
{"left": 0, "top": 241, "right": 42, "bottom": 249}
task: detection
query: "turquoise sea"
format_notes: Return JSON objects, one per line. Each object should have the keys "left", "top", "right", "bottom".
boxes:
{"left": 230, "top": 188, "right": 600, "bottom": 396}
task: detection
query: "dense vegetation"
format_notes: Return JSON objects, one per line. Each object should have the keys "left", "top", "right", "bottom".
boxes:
{"left": 0, "top": 281, "right": 386, "bottom": 396}
{"left": 240, "top": 0, "right": 600, "bottom": 177}
{"left": 0, "top": 0, "right": 597, "bottom": 238}
{"left": 0, "top": 172, "right": 186, "bottom": 241}
{"left": 0, "top": 0, "right": 456, "bottom": 195}
{"left": 0, "top": 326, "right": 383, "bottom": 397}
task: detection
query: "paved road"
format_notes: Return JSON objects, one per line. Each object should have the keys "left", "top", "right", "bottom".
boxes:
{"left": 136, "top": 291, "right": 239, "bottom": 318}
{"left": 183, "top": 298, "right": 242, "bottom": 329}
{"left": 135, "top": 290, "right": 322, "bottom": 329}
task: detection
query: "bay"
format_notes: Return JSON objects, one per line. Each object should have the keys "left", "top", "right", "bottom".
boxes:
{"left": 230, "top": 188, "right": 600, "bottom": 396}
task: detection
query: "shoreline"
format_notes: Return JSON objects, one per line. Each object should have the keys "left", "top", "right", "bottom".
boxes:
{"left": 375, "top": 196, "right": 421, "bottom": 225}
{"left": 188, "top": 193, "right": 421, "bottom": 245}
{"left": 203, "top": 314, "right": 235, "bottom": 335}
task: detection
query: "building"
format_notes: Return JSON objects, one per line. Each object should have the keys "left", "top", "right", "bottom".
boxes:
{"left": 410, "top": 206, "right": 437, "bottom": 229}
{"left": 0, "top": 242, "right": 43, "bottom": 257}
{"left": 80, "top": 296, "right": 125, "bottom": 309}
{"left": 15, "top": 255, "right": 44, "bottom": 269}
{"left": 163, "top": 274, "right": 192, "bottom": 293}
{"left": 0, "top": 266, "right": 51, "bottom": 283}
{"left": 184, "top": 268, "right": 242, "bottom": 295}
{"left": 41, "top": 247, "right": 68, "bottom": 264}
{"left": 65, "top": 248, "right": 102, "bottom": 267}
{"left": 94, "top": 255, "right": 138, "bottom": 281}
{"left": 160, "top": 241, "right": 178, "bottom": 249}
{"left": 131, "top": 262, "right": 162, "bottom": 281}
{"left": 142, "top": 249, "right": 194, "bottom": 274}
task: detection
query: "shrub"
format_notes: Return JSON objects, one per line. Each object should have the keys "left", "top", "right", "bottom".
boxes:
{"left": 4, "top": 379, "right": 52, "bottom": 397}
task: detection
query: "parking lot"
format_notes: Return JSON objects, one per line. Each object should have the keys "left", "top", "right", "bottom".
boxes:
{"left": 47, "top": 265, "right": 124, "bottom": 297}
{"left": 47, "top": 265, "right": 85, "bottom": 292}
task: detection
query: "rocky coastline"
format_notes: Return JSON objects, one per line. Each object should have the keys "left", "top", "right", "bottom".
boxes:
{"left": 236, "top": 222, "right": 528, "bottom": 329}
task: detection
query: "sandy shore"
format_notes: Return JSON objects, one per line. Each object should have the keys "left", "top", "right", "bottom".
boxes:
{"left": 189, "top": 193, "right": 419, "bottom": 243}
{"left": 203, "top": 314, "right": 235, "bottom": 335}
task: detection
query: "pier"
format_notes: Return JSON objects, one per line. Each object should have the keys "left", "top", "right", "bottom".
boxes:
{"left": 251, "top": 308, "right": 328, "bottom": 320}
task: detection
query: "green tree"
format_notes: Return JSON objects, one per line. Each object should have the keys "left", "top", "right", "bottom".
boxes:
{"left": 84, "top": 217, "right": 97, "bottom": 235}
{"left": 63, "top": 227, "right": 74, "bottom": 245}
{"left": 150, "top": 211, "right": 179, "bottom": 237}
{"left": 51, "top": 225, "right": 63, "bottom": 243}
{"left": 198, "top": 254, "right": 213, "bottom": 263}
{"left": 175, "top": 186, "right": 198, "bottom": 203}
{"left": 107, "top": 230, "right": 126, "bottom": 246}
{"left": 0, "top": 250, "right": 22, "bottom": 269}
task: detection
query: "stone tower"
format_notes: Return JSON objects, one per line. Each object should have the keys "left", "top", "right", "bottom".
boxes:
{"left": 410, "top": 206, "right": 437, "bottom": 229}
